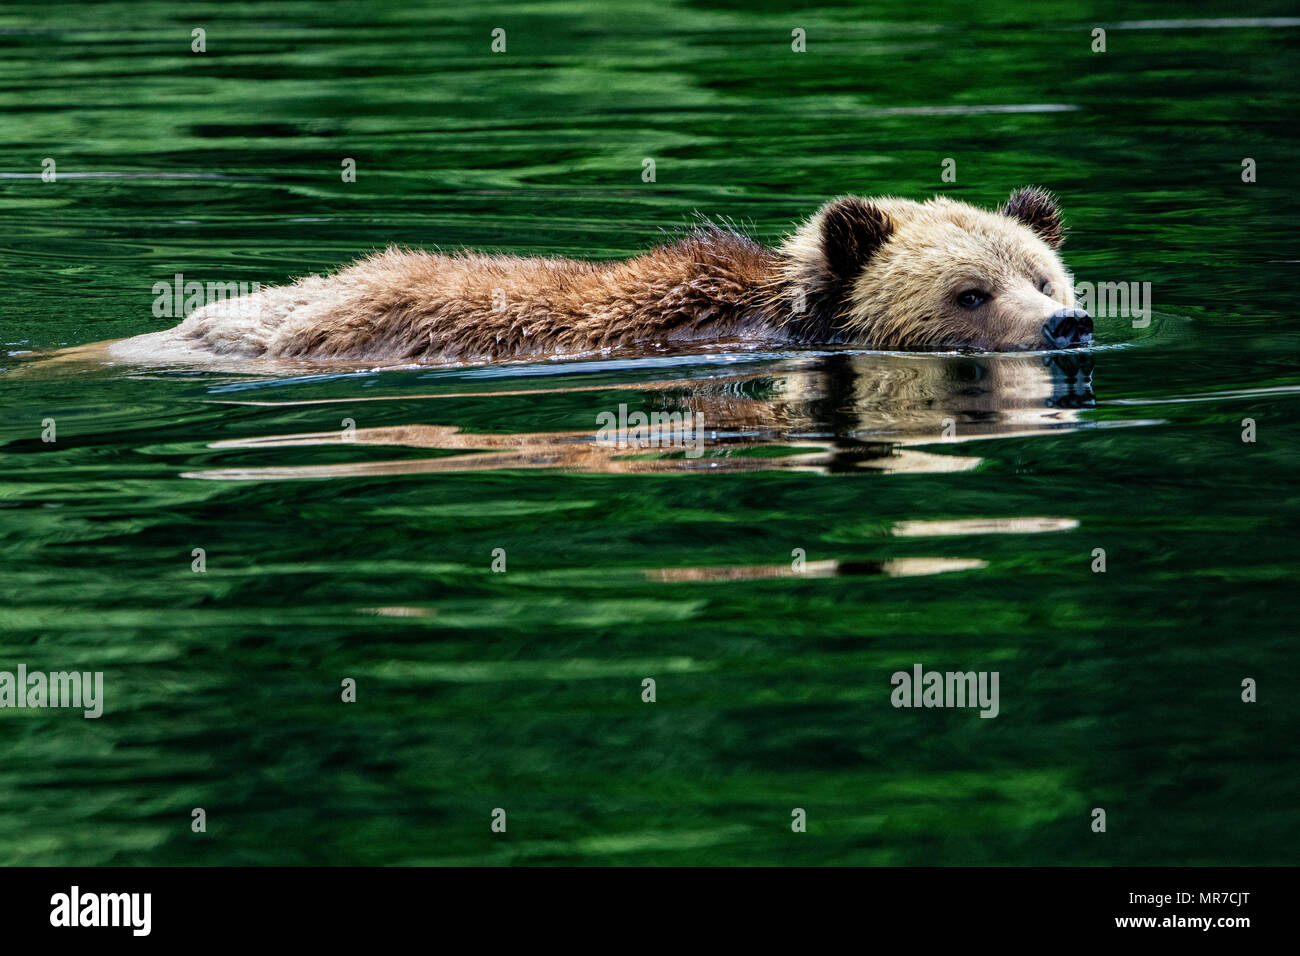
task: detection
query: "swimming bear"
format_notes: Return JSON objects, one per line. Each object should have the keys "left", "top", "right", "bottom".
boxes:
{"left": 107, "top": 187, "right": 1092, "bottom": 366}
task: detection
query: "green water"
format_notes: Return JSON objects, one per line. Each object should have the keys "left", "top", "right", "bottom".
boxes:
{"left": 1, "top": 1, "right": 1297, "bottom": 865}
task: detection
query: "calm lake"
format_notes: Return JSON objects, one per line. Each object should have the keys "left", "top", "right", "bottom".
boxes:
{"left": 1, "top": 1, "right": 1296, "bottom": 864}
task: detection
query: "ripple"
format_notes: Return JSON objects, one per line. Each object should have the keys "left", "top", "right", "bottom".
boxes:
{"left": 891, "top": 517, "right": 1079, "bottom": 537}
{"left": 1110, "top": 18, "right": 1300, "bottom": 30}
{"left": 647, "top": 557, "right": 987, "bottom": 582}
{"left": 875, "top": 104, "right": 1080, "bottom": 116}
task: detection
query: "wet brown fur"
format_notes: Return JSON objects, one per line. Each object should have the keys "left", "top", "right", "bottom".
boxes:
{"left": 280, "top": 228, "right": 784, "bottom": 363}
{"left": 106, "top": 188, "right": 1073, "bottom": 366}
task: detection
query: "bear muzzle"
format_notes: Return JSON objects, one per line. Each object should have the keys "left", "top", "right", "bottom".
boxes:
{"left": 1042, "top": 308, "right": 1093, "bottom": 349}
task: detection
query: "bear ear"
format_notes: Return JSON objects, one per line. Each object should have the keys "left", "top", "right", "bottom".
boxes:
{"left": 821, "top": 197, "right": 893, "bottom": 280}
{"left": 1000, "top": 187, "right": 1064, "bottom": 248}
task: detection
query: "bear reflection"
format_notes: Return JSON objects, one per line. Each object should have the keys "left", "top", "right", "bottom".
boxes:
{"left": 191, "top": 351, "right": 1096, "bottom": 481}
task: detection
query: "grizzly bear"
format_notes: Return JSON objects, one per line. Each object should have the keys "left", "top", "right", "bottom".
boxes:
{"left": 106, "top": 187, "right": 1091, "bottom": 367}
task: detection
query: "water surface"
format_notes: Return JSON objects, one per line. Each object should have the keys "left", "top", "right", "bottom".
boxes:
{"left": 1, "top": 1, "right": 1297, "bottom": 864}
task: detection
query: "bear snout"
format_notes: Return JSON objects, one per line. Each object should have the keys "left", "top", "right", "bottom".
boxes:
{"left": 1042, "top": 308, "right": 1093, "bottom": 349}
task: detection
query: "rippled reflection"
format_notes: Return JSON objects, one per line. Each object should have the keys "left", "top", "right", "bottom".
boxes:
{"left": 646, "top": 557, "right": 988, "bottom": 582}
{"left": 185, "top": 351, "right": 1098, "bottom": 480}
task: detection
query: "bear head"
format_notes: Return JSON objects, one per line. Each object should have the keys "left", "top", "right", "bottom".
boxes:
{"left": 778, "top": 188, "right": 1091, "bottom": 351}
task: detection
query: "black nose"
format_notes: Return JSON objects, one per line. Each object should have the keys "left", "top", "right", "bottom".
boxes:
{"left": 1042, "top": 308, "right": 1093, "bottom": 349}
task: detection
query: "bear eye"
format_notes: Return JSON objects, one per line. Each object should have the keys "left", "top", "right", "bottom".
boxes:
{"left": 956, "top": 289, "right": 989, "bottom": 309}
{"left": 1039, "top": 278, "right": 1053, "bottom": 296}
